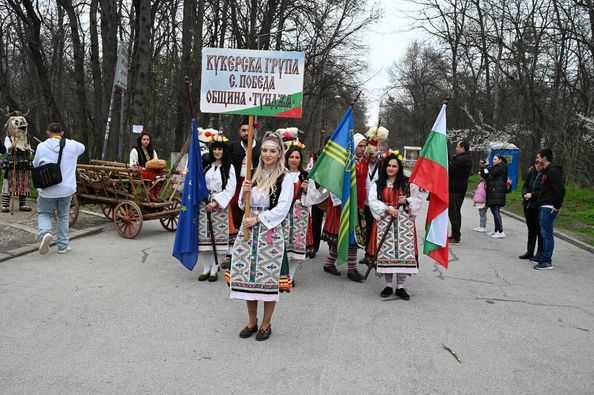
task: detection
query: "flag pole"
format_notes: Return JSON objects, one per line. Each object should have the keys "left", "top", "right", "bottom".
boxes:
{"left": 243, "top": 115, "right": 255, "bottom": 241}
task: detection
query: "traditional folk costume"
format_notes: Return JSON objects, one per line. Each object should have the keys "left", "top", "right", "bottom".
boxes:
{"left": 279, "top": 132, "right": 314, "bottom": 282}
{"left": 2, "top": 113, "right": 33, "bottom": 212}
{"left": 367, "top": 170, "right": 422, "bottom": 295}
{"left": 227, "top": 170, "right": 294, "bottom": 302}
{"left": 197, "top": 137, "right": 236, "bottom": 281}
{"left": 129, "top": 131, "right": 165, "bottom": 202}
{"left": 319, "top": 133, "right": 368, "bottom": 281}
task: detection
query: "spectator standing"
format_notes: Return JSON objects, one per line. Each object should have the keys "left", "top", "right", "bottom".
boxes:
{"left": 480, "top": 154, "right": 508, "bottom": 238}
{"left": 448, "top": 141, "right": 472, "bottom": 244}
{"left": 519, "top": 160, "right": 544, "bottom": 260}
{"left": 533, "top": 149, "right": 565, "bottom": 270}
{"left": 32, "top": 123, "right": 85, "bottom": 255}
{"left": 472, "top": 177, "right": 487, "bottom": 232}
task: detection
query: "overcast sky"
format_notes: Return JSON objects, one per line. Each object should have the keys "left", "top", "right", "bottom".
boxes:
{"left": 363, "top": 0, "right": 427, "bottom": 125}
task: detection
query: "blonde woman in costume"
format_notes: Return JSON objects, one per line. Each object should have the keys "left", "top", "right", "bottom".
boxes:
{"left": 227, "top": 131, "right": 294, "bottom": 341}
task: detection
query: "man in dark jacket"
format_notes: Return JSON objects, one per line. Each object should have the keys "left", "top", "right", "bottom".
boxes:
{"left": 519, "top": 160, "right": 543, "bottom": 260}
{"left": 533, "top": 148, "right": 565, "bottom": 270}
{"left": 229, "top": 117, "right": 261, "bottom": 234}
{"left": 448, "top": 141, "right": 472, "bottom": 244}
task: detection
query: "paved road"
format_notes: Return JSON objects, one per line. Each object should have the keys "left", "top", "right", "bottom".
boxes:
{"left": 1, "top": 196, "right": 593, "bottom": 394}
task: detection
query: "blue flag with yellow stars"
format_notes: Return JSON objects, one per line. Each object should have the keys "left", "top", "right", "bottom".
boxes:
{"left": 172, "top": 119, "right": 209, "bottom": 270}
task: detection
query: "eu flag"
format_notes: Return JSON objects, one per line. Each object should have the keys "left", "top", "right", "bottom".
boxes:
{"left": 308, "top": 107, "right": 357, "bottom": 264}
{"left": 172, "top": 119, "right": 209, "bottom": 270}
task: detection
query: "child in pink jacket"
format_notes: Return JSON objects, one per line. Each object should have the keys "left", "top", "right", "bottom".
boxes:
{"left": 472, "top": 178, "right": 487, "bottom": 232}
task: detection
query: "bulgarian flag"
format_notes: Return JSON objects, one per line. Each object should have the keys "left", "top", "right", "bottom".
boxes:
{"left": 409, "top": 103, "right": 449, "bottom": 268}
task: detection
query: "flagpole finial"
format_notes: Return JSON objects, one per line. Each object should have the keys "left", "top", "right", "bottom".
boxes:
{"left": 443, "top": 97, "right": 450, "bottom": 106}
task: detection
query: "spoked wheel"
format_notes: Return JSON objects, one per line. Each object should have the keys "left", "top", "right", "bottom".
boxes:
{"left": 159, "top": 197, "right": 180, "bottom": 232}
{"left": 69, "top": 194, "right": 80, "bottom": 226}
{"left": 100, "top": 204, "right": 114, "bottom": 222}
{"left": 114, "top": 200, "right": 143, "bottom": 239}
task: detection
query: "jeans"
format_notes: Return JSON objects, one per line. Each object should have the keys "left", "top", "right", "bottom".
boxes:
{"left": 448, "top": 192, "right": 466, "bottom": 240}
{"left": 478, "top": 207, "right": 487, "bottom": 228}
{"left": 490, "top": 206, "right": 503, "bottom": 232}
{"left": 37, "top": 195, "right": 72, "bottom": 250}
{"left": 539, "top": 207, "right": 559, "bottom": 265}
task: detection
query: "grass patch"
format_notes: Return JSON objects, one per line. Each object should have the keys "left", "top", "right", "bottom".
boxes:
{"left": 468, "top": 175, "right": 594, "bottom": 247}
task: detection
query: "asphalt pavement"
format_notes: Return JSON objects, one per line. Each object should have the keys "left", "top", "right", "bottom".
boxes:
{"left": 1, "top": 196, "right": 592, "bottom": 394}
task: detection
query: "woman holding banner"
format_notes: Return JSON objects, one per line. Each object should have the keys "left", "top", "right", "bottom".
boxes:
{"left": 367, "top": 151, "right": 422, "bottom": 300}
{"left": 227, "top": 131, "right": 293, "bottom": 341}
{"left": 197, "top": 134, "right": 236, "bottom": 282}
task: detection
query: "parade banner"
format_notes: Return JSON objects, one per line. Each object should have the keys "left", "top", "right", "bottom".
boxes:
{"left": 200, "top": 47, "right": 305, "bottom": 118}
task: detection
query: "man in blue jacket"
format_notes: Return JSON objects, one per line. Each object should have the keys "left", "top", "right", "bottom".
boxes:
{"left": 533, "top": 148, "right": 565, "bottom": 270}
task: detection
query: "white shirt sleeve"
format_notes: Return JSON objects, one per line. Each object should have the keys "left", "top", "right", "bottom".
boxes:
{"left": 406, "top": 183, "right": 423, "bottom": 217}
{"left": 368, "top": 181, "right": 388, "bottom": 220}
{"left": 258, "top": 174, "right": 294, "bottom": 229}
{"left": 153, "top": 150, "right": 159, "bottom": 160}
{"left": 302, "top": 180, "right": 328, "bottom": 206}
{"left": 32, "top": 143, "right": 46, "bottom": 167}
{"left": 129, "top": 148, "right": 139, "bottom": 167}
{"left": 213, "top": 166, "right": 236, "bottom": 209}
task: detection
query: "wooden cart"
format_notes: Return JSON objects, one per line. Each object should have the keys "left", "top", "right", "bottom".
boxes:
{"left": 70, "top": 160, "right": 180, "bottom": 238}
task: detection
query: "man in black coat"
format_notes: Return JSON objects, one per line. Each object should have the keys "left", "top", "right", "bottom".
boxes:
{"left": 533, "top": 148, "right": 565, "bottom": 270}
{"left": 448, "top": 141, "right": 472, "bottom": 244}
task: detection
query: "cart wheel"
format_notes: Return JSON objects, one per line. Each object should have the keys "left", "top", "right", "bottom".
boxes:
{"left": 100, "top": 204, "right": 114, "bottom": 222}
{"left": 69, "top": 195, "right": 79, "bottom": 226}
{"left": 114, "top": 201, "right": 143, "bottom": 239}
{"left": 159, "top": 197, "right": 180, "bottom": 232}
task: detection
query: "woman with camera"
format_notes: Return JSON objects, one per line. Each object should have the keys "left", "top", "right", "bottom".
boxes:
{"left": 480, "top": 155, "right": 508, "bottom": 238}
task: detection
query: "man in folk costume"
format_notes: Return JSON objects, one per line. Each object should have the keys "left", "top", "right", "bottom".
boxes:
{"left": 367, "top": 150, "right": 423, "bottom": 300}
{"left": 227, "top": 131, "right": 294, "bottom": 341}
{"left": 197, "top": 134, "right": 236, "bottom": 282}
{"left": 359, "top": 125, "right": 389, "bottom": 265}
{"left": 319, "top": 132, "right": 368, "bottom": 282}
{"left": 226, "top": 117, "right": 261, "bottom": 268}
{"left": 2, "top": 110, "right": 33, "bottom": 212}
{"left": 279, "top": 128, "right": 315, "bottom": 285}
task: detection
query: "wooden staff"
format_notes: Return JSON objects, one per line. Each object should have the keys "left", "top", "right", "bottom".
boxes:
{"left": 206, "top": 210, "right": 218, "bottom": 267}
{"left": 243, "top": 115, "right": 255, "bottom": 241}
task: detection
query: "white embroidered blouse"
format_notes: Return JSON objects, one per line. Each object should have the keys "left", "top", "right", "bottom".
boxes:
{"left": 204, "top": 164, "right": 236, "bottom": 209}
{"left": 238, "top": 171, "right": 294, "bottom": 229}
{"left": 368, "top": 181, "right": 423, "bottom": 220}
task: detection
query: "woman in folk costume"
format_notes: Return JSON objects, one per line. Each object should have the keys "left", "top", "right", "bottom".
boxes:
{"left": 197, "top": 134, "right": 236, "bottom": 282}
{"left": 319, "top": 132, "right": 368, "bottom": 282}
{"left": 367, "top": 151, "right": 422, "bottom": 300}
{"left": 129, "top": 130, "right": 165, "bottom": 201}
{"left": 282, "top": 139, "right": 315, "bottom": 285}
{"left": 227, "top": 131, "right": 293, "bottom": 341}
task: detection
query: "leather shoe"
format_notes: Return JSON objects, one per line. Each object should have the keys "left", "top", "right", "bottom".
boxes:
{"left": 19, "top": 206, "right": 32, "bottom": 212}
{"left": 519, "top": 252, "right": 533, "bottom": 259}
{"left": 347, "top": 270, "right": 364, "bottom": 282}
{"left": 208, "top": 272, "right": 218, "bottom": 282}
{"left": 255, "top": 325, "right": 272, "bottom": 341}
{"left": 323, "top": 265, "right": 341, "bottom": 276}
{"left": 1, "top": 207, "right": 10, "bottom": 213}
{"left": 380, "top": 286, "right": 393, "bottom": 297}
{"left": 239, "top": 324, "right": 258, "bottom": 338}
{"left": 198, "top": 272, "right": 210, "bottom": 281}
{"left": 394, "top": 288, "right": 410, "bottom": 300}
{"left": 448, "top": 237, "right": 460, "bottom": 244}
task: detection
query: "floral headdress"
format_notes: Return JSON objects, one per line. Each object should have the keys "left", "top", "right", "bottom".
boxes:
{"left": 285, "top": 140, "right": 306, "bottom": 149}
{"left": 384, "top": 148, "right": 403, "bottom": 161}
{"left": 206, "top": 133, "right": 229, "bottom": 143}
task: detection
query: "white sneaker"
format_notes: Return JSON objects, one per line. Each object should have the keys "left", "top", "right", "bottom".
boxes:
{"left": 39, "top": 233, "right": 54, "bottom": 255}
{"left": 473, "top": 227, "right": 486, "bottom": 232}
{"left": 58, "top": 246, "right": 71, "bottom": 254}
{"left": 492, "top": 232, "right": 506, "bottom": 239}
{"left": 487, "top": 231, "right": 495, "bottom": 236}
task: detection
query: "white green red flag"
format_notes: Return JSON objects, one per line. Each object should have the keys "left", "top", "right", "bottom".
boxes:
{"left": 408, "top": 104, "right": 449, "bottom": 268}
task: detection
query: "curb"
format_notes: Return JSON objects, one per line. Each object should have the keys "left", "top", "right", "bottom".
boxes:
{"left": 499, "top": 208, "right": 594, "bottom": 254}
{"left": 0, "top": 225, "right": 105, "bottom": 262}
